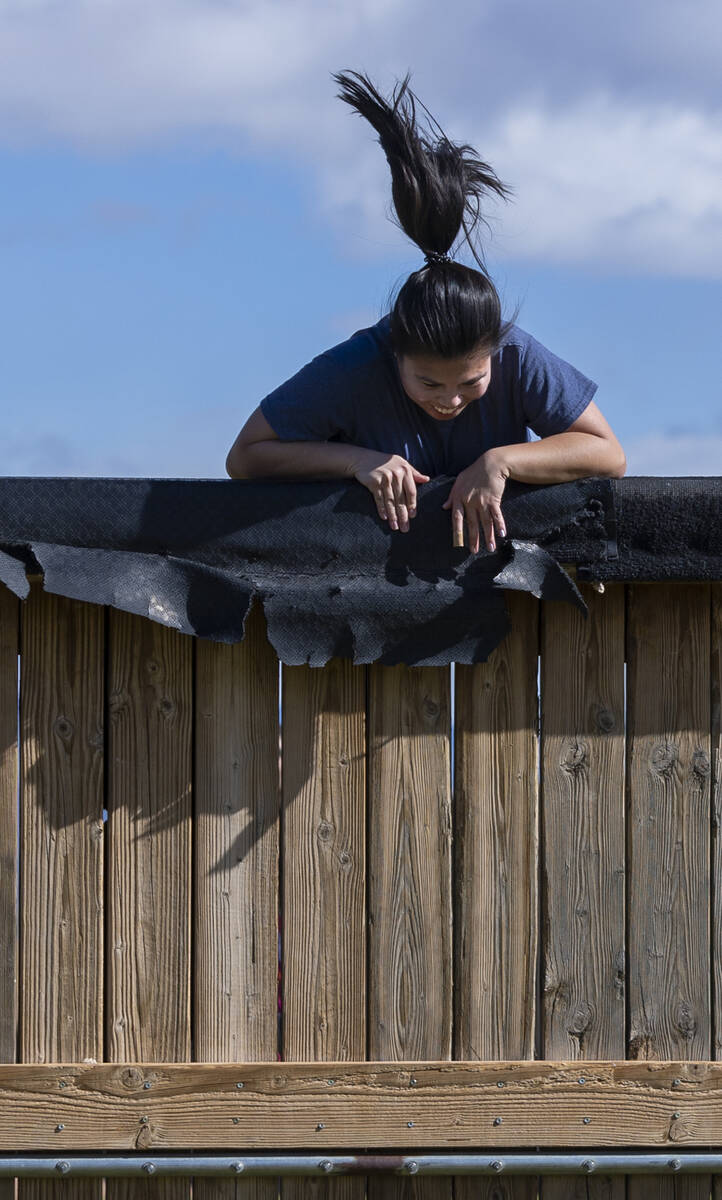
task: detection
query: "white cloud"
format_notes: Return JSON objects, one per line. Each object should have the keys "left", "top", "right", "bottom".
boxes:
{"left": 624, "top": 432, "right": 722, "bottom": 476}
{"left": 1, "top": 0, "right": 721, "bottom": 276}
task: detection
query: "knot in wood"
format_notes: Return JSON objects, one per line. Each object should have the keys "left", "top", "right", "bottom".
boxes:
{"left": 317, "top": 821, "right": 333, "bottom": 842}
{"left": 53, "top": 716, "right": 74, "bottom": 742}
{"left": 674, "top": 1001, "right": 697, "bottom": 1041}
{"left": 691, "top": 748, "right": 711, "bottom": 779}
{"left": 561, "top": 739, "right": 587, "bottom": 775}
{"left": 422, "top": 697, "right": 440, "bottom": 721}
{"left": 651, "top": 741, "right": 678, "bottom": 776}
{"left": 120, "top": 1067, "right": 144, "bottom": 1090}
{"left": 568, "top": 1001, "right": 593, "bottom": 1038}
{"left": 595, "top": 706, "right": 615, "bottom": 734}
{"left": 159, "top": 697, "right": 175, "bottom": 718}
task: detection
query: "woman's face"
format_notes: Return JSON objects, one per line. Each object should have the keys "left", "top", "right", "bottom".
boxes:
{"left": 395, "top": 347, "right": 492, "bottom": 421}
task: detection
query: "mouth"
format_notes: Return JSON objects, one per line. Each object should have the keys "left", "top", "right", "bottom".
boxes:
{"left": 431, "top": 404, "right": 463, "bottom": 417}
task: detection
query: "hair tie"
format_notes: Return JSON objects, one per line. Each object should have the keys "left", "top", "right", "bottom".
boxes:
{"left": 424, "top": 251, "right": 452, "bottom": 266}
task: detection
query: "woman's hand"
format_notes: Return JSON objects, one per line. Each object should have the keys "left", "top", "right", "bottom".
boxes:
{"left": 352, "top": 449, "right": 430, "bottom": 532}
{"left": 442, "top": 449, "right": 508, "bottom": 553}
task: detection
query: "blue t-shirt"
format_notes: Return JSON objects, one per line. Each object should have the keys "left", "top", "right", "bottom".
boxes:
{"left": 260, "top": 315, "right": 597, "bottom": 477}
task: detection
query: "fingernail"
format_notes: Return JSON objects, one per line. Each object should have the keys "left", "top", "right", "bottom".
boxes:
{"left": 499, "top": 527, "right": 506, "bottom": 538}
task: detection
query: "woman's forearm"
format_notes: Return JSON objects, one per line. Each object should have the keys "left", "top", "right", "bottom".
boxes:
{"left": 226, "top": 438, "right": 365, "bottom": 480}
{"left": 489, "top": 431, "right": 626, "bottom": 484}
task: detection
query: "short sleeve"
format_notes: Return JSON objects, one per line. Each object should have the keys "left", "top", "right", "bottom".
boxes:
{"left": 516, "top": 334, "right": 598, "bottom": 438}
{"left": 260, "top": 350, "right": 355, "bottom": 442}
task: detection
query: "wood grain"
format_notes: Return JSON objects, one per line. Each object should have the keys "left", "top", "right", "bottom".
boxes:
{"left": 0, "top": 1060, "right": 720, "bottom": 1149}
{"left": 626, "top": 584, "right": 711, "bottom": 1200}
{"left": 368, "top": 664, "right": 451, "bottom": 1200}
{"left": 19, "top": 588, "right": 104, "bottom": 1200}
{"left": 0, "top": 586, "right": 19, "bottom": 1200}
{"left": 0, "top": 585, "right": 18, "bottom": 1065}
{"left": 281, "top": 656, "right": 366, "bottom": 1200}
{"left": 541, "top": 584, "right": 626, "bottom": 1200}
{"left": 194, "top": 605, "right": 280, "bottom": 1200}
{"left": 454, "top": 594, "right": 539, "bottom": 1200}
{"left": 106, "top": 611, "right": 192, "bottom": 1200}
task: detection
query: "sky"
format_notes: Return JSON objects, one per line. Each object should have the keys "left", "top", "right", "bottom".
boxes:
{"left": 0, "top": 0, "right": 721, "bottom": 478}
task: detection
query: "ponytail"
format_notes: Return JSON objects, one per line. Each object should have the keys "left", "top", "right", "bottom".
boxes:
{"left": 333, "top": 70, "right": 514, "bottom": 359}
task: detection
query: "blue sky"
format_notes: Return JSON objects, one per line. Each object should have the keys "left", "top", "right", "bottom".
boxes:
{"left": 1, "top": 0, "right": 720, "bottom": 478}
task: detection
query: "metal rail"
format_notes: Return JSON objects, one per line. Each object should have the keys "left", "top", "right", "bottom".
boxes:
{"left": 1, "top": 1154, "right": 721, "bottom": 1177}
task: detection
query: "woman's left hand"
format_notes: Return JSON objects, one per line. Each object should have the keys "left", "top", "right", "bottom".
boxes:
{"left": 442, "top": 449, "right": 508, "bottom": 553}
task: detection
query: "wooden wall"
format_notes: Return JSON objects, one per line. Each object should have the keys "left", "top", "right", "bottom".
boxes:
{"left": 0, "top": 581, "right": 718, "bottom": 1200}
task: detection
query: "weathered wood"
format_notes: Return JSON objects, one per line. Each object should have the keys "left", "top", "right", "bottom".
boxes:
{"left": 541, "top": 584, "right": 626, "bottom": 1057}
{"left": 712, "top": 585, "right": 722, "bottom": 1061}
{"left": 194, "top": 605, "right": 280, "bottom": 1200}
{"left": 282, "top": 656, "right": 366, "bottom": 1200}
{"left": 541, "top": 584, "right": 626, "bottom": 1200}
{"left": 0, "top": 586, "right": 18, "bottom": 1064}
{"left": 627, "top": 584, "right": 711, "bottom": 1200}
{"left": 369, "top": 664, "right": 451, "bottom": 1200}
{"left": 106, "top": 611, "right": 192, "bottom": 1200}
{"left": 455, "top": 593, "right": 539, "bottom": 1200}
{"left": 0, "top": 1060, "right": 720, "bottom": 1149}
{"left": 0, "top": 586, "right": 19, "bottom": 1200}
{"left": 19, "top": 588, "right": 104, "bottom": 1200}
{"left": 455, "top": 592, "right": 539, "bottom": 1060}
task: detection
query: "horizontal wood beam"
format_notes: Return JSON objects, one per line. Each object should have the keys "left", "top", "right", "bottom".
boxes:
{"left": 0, "top": 1062, "right": 718, "bottom": 1150}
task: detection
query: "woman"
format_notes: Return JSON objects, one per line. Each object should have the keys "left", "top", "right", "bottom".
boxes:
{"left": 226, "top": 71, "right": 625, "bottom": 555}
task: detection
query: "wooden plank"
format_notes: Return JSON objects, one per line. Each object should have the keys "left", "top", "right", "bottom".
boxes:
{"left": 713, "top": 585, "right": 722, "bottom": 1200}
{"left": 194, "top": 605, "right": 280, "bottom": 1200}
{"left": 541, "top": 584, "right": 626, "bottom": 1055}
{"left": 19, "top": 589, "right": 104, "bottom": 1200}
{"left": 541, "top": 584, "right": 626, "bottom": 1200}
{"left": 0, "top": 586, "right": 19, "bottom": 1200}
{"left": 106, "top": 611, "right": 192, "bottom": 1200}
{"left": 0, "top": 1060, "right": 721, "bottom": 1149}
{"left": 281, "top": 656, "right": 366, "bottom": 1200}
{"left": 455, "top": 592, "right": 539, "bottom": 1059}
{"left": 0, "top": 586, "right": 19, "bottom": 1064}
{"left": 455, "top": 594, "right": 539, "bottom": 1200}
{"left": 369, "top": 664, "right": 451, "bottom": 1200}
{"left": 627, "top": 584, "right": 711, "bottom": 1200}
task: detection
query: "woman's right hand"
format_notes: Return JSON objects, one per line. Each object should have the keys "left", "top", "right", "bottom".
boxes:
{"left": 352, "top": 450, "right": 430, "bottom": 532}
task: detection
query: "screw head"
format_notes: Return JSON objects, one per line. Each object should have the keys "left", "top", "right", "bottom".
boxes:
{"left": 143, "top": 1081, "right": 151, "bottom": 1090}
{"left": 232, "top": 1117, "right": 239, "bottom": 1125}
{"left": 55, "top": 1124, "right": 65, "bottom": 1133}
{"left": 319, "top": 1160, "right": 333, "bottom": 1174}
{"left": 316, "top": 1122, "right": 325, "bottom": 1131}
{"left": 142, "top": 1163, "right": 156, "bottom": 1176}
{"left": 327, "top": 1079, "right": 335, "bottom": 1086}
{"left": 672, "top": 1078, "right": 681, "bottom": 1088}
{"left": 490, "top": 1160, "right": 504, "bottom": 1173}
{"left": 236, "top": 1082, "right": 244, "bottom": 1090}
{"left": 583, "top": 1117, "right": 591, "bottom": 1125}
{"left": 582, "top": 1160, "right": 595, "bottom": 1173}
{"left": 140, "top": 1115, "right": 149, "bottom": 1125}
{"left": 59, "top": 1081, "right": 67, "bottom": 1088}
{"left": 407, "top": 1162, "right": 419, "bottom": 1175}
{"left": 410, "top": 1077, "right": 417, "bottom": 1087}
{"left": 493, "top": 1117, "right": 503, "bottom": 1126}
{"left": 232, "top": 1163, "right": 244, "bottom": 1174}
{"left": 669, "top": 1159, "right": 682, "bottom": 1172}
{"left": 407, "top": 1121, "right": 414, "bottom": 1128}
{"left": 55, "top": 1161, "right": 70, "bottom": 1175}
{"left": 673, "top": 1111, "right": 681, "bottom": 1120}
{"left": 496, "top": 1080, "right": 505, "bottom": 1088}
{"left": 578, "top": 1077, "right": 586, "bottom": 1085}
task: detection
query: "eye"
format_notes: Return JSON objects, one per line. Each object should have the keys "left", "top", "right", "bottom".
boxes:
{"left": 422, "top": 382, "right": 440, "bottom": 390}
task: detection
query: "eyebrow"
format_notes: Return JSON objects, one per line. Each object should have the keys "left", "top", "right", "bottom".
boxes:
{"left": 415, "top": 372, "right": 488, "bottom": 386}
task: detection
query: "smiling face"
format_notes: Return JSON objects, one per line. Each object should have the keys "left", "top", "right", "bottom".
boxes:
{"left": 396, "top": 347, "right": 493, "bottom": 420}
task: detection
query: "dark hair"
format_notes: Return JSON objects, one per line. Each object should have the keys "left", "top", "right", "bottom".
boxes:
{"left": 333, "top": 69, "right": 514, "bottom": 359}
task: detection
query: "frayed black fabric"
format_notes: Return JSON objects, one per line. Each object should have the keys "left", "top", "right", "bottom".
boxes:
{"left": 0, "top": 474, "right": 623, "bottom": 665}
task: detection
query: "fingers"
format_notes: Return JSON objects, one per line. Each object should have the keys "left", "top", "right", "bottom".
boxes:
{"left": 450, "top": 502, "right": 507, "bottom": 553}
